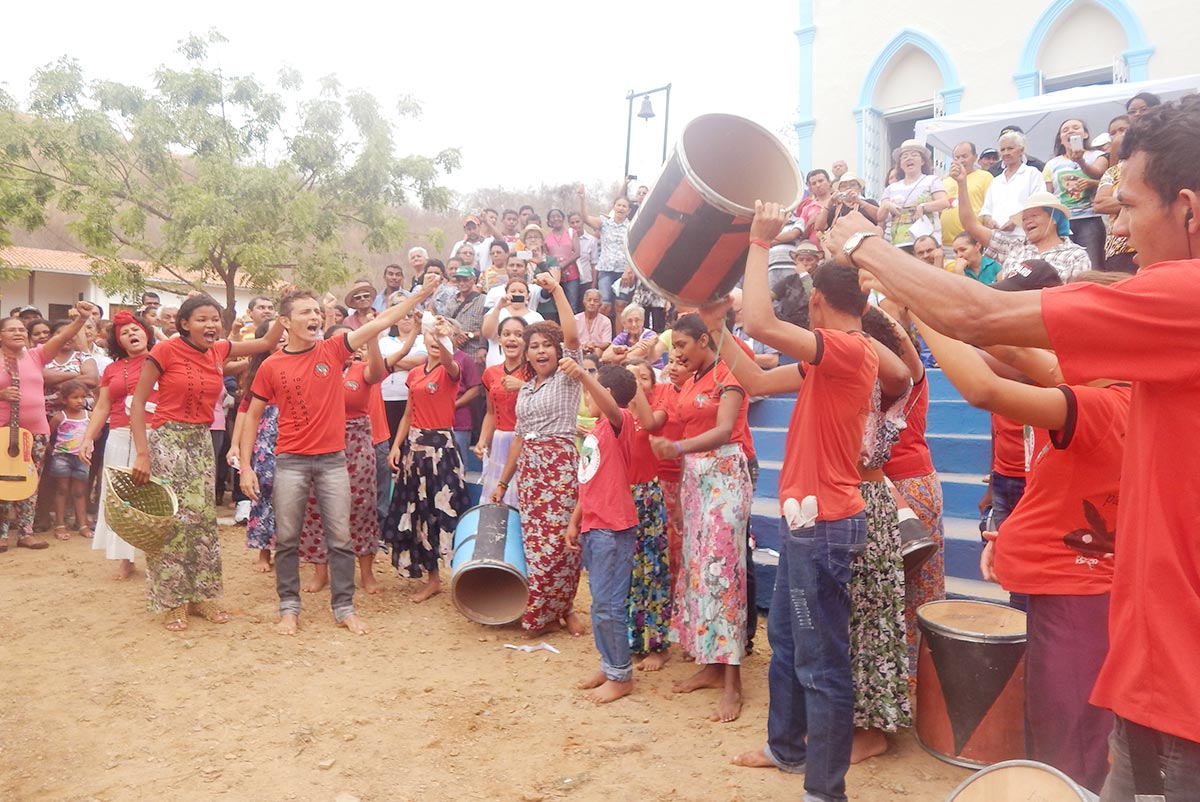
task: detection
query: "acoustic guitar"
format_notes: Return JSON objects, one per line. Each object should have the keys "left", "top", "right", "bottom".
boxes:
{"left": 0, "top": 355, "right": 39, "bottom": 501}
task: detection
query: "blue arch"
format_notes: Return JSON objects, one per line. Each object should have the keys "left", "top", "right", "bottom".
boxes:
{"left": 1015, "top": 0, "right": 1154, "bottom": 96}
{"left": 856, "top": 28, "right": 964, "bottom": 113}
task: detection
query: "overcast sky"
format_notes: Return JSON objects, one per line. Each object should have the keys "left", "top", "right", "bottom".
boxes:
{"left": 0, "top": 0, "right": 802, "bottom": 199}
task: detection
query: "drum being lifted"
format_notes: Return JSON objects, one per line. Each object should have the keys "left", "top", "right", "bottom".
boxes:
{"left": 944, "top": 760, "right": 1099, "bottom": 802}
{"left": 626, "top": 113, "right": 804, "bottom": 306}
{"left": 916, "top": 600, "right": 1028, "bottom": 768}
{"left": 450, "top": 504, "right": 528, "bottom": 626}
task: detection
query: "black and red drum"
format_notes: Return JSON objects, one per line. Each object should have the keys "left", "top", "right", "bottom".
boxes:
{"left": 625, "top": 113, "right": 803, "bottom": 306}
{"left": 916, "top": 600, "right": 1028, "bottom": 767}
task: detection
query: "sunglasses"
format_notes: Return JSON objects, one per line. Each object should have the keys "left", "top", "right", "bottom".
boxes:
{"left": 351, "top": 292, "right": 373, "bottom": 301}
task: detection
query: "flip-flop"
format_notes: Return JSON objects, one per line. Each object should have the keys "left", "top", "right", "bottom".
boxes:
{"left": 53, "top": 526, "right": 71, "bottom": 541}
{"left": 79, "top": 527, "right": 94, "bottom": 539}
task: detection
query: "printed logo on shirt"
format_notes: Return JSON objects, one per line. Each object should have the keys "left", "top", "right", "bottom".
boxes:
{"left": 344, "top": 380, "right": 360, "bottom": 391}
{"left": 427, "top": 382, "right": 439, "bottom": 395}
{"left": 692, "top": 393, "right": 711, "bottom": 409}
{"left": 315, "top": 363, "right": 330, "bottom": 377}
{"left": 578, "top": 433, "right": 600, "bottom": 484}
{"left": 1062, "top": 498, "right": 1116, "bottom": 570}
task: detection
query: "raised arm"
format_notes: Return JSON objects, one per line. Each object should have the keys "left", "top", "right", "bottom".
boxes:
{"left": 362, "top": 330, "right": 385, "bottom": 385}
{"left": 561, "top": 357, "right": 621, "bottom": 428}
{"left": 43, "top": 302, "right": 96, "bottom": 363}
{"left": 227, "top": 318, "right": 284, "bottom": 359}
{"left": 948, "top": 163, "right": 995, "bottom": 249}
{"left": 742, "top": 202, "right": 822, "bottom": 361}
{"left": 535, "top": 273, "right": 578, "bottom": 350}
{"left": 699, "top": 303, "right": 803, "bottom": 397}
{"left": 577, "top": 185, "right": 602, "bottom": 231}
{"left": 628, "top": 383, "right": 667, "bottom": 432}
{"left": 349, "top": 276, "right": 441, "bottom": 350}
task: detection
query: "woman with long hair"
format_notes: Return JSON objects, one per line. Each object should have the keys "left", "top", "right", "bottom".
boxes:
{"left": 481, "top": 278, "right": 544, "bottom": 368}
{"left": 544, "top": 208, "right": 581, "bottom": 312}
{"left": 80, "top": 311, "right": 157, "bottom": 579}
{"left": 1044, "top": 118, "right": 1110, "bottom": 269}
{"left": 491, "top": 274, "right": 584, "bottom": 635}
{"left": 475, "top": 315, "right": 529, "bottom": 507}
{"left": 129, "top": 295, "right": 283, "bottom": 631}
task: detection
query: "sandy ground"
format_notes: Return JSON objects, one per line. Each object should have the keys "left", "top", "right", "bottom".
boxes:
{"left": 1, "top": 518, "right": 971, "bottom": 802}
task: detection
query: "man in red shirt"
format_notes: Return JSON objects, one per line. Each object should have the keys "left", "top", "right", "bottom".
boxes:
{"left": 728, "top": 203, "right": 878, "bottom": 802}
{"left": 240, "top": 278, "right": 443, "bottom": 636}
{"left": 826, "top": 100, "right": 1200, "bottom": 799}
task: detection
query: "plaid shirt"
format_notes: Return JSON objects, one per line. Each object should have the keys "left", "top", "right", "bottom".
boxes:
{"left": 514, "top": 347, "right": 582, "bottom": 441}
{"left": 986, "top": 228, "right": 1093, "bottom": 283}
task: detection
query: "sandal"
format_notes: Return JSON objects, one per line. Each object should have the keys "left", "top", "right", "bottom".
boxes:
{"left": 163, "top": 607, "right": 188, "bottom": 631}
{"left": 16, "top": 535, "right": 49, "bottom": 550}
{"left": 79, "top": 526, "right": 94, "bottom": 539}
{"left": 190, "top": 601, "right": 232, "bottom": 624}
{"left": 53, "top": 525, "right": 71, "bottom": 541}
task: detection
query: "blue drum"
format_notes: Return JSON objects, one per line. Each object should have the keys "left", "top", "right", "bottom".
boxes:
{"left": 451, "top": 503, "right": 528, "bottom": 626}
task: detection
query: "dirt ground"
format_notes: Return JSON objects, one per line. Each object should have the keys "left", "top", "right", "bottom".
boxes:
{"left": 1, "top": 518, "right": 971, "bottom": 802}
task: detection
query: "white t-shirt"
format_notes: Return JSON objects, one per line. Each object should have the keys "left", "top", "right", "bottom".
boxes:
{"left": 485, "top": 308, "right": 543, "bottom": 368}
{"left": 379, "top": 334, "right": 426, "bottom": 401}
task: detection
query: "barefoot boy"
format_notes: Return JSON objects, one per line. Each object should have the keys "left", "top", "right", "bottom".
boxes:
{"left": 563, "top": 361, "right": 640, "bottom": 704}
{"left": 239, "top": 278, "right": 442, "bottom": 635}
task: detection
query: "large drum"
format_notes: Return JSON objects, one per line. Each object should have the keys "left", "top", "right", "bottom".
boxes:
{"left": 450, "top": 504, "right": 528, "bottom": 626}
{"left": 625, "top": 113, "right": 803, "bottom": 306}
{"left": 899, "top": 509, "right": 938, "bottom": 577}
{"left": 945, "top": 760, "right": 1099, "bottom": 802}
{"left": 917, "top": 600, "right": 1027, "bottom": 767}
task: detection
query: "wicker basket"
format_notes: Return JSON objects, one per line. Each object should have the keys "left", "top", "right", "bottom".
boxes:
{"left": 103, "top": 465, "right": 179, "bottom": 554}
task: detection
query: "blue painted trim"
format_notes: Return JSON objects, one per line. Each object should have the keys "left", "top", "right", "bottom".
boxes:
{"left": 794, "top": 0, "right": 816, "bottom": 170}
{"left": 857, "top": 28, "right": 962, "bottom": 109}
{"left": 794, "top": 118, "right": 816, "bottom": 174}
{"left": 1015, "top": 0, "right": 1153, "bottom": 94}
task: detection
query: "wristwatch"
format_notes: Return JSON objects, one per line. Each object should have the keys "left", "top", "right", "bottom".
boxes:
{"left": 842, "top": 231, "right": 878, "bottom": 268}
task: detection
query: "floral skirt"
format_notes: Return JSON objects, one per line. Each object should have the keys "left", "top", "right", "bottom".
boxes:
{"left": 517, "top": 436, "right": 581, "bottom": 631}
{"left": 659, "top": 474, "right": 684, "bottom": 603}
{"left": 92, "top": 426, "right": 138, "bottom": 561}
{"left": 893, "top": 471, "right": 946, "bottom": 675}
{"left": 675, "top": 444, "right": 750, "bottom": 665}
{"left": 245, "top": 405, "right": 279, "bottom": 551}
{"left": 383, "top": 428, "right": 469, "bottom": 578}
{"left": 627, "top": 479, "right": 671, "bottom": 655}
{"left": 479, "top": 428, "right": 518, "bottom": 508}
{"left": 145, "top": 422, "right": 221, "bottom": 612}
{"left": 852, "top": 480, "right": 912, "bottom": 731}
{"left": 297, "top": 417, "right": 381, "bottom": 563}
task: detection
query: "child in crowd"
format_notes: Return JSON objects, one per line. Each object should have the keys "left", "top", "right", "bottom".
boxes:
{"left": 564, "top": 361, "right": 640, "bottom": 704}
{"left": 48, "top": 379, "right": 92, "bottom": 540}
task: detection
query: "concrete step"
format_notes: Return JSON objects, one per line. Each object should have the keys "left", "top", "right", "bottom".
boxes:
{"left": 927, "top": 432, "right": 991, "bottom": 475}
{"left": 747, "top": 396, "right": 796, "bottom": 428}
{"left": 940, "top": 471, "right": 990, "bottom": 520}
{"left": 928, "top": 398, "right": 990, "bottom": 435}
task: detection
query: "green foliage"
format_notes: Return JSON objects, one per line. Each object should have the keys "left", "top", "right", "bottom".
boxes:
{"left": 0, "top": 31, "right": 458, "bottom": 321}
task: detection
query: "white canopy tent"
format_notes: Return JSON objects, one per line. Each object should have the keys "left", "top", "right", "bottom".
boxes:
{"left": 915, "top": 74, "right": 1200, "bottom": 158}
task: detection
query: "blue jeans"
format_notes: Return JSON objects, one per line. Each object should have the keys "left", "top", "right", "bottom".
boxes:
{"left": 273, "top": 452, "right": 356, "bottom": 622}
{"left": 990, "top": 471, "right": 1028, "bottom": 610}
{"left": 581, "top": 526, "right": 637, "bottom": 682}
{"left": 1101, "top": 716, "right": 1200, "bottom": 801}
{"left": 452, "top": 429, "right": 471, "bottom": 469}
{"left": 596, "top": 270, "right": 622, "bottom": 304}
{"left": 765, "top": 515, "right": 867, "bottom": 802}
{"left": 374, "top": 440, "right": 391, "bottom": 531}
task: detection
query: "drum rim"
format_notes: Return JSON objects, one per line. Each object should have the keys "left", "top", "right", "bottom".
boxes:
{"left": 459, "top": 501, "right": 520, "bottom": 518}
{"left": 943, "top": 759, "right": 1091, "bottom": 799}
{"left": 916, "top": 599, "right": 1027, "bottom": 643}
{"left": 450, "top": 561, "right": 529, "bottom": 626}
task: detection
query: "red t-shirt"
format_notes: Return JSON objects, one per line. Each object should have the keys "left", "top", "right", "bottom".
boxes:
{"left": 676, "top": 360, "right": 755, "bottom": 462}
{"left": 883, "top": 374, "right": 935, "bottom": 480}
{"left": 342, "top": 361, "right": 373, "bottom": 419}
{"left": 578, "top": 408, "right": 639, "bottom": 533}
{"left": 406, "top": 361, "right": 460, "bottom": 430}
{"left": 482, "top": 363, "right": 527, "bottom": 432}
{"left": 992, "top": 415, "right": 1048, "bottom": 478}
{"left": 147, "top": 338, "right": 232, "bottom": 428}
{"left": 652, "top": 382, "right": 684, "bottom": 482}
{"left": 367, "top": 383, "right": 389, "bottom": 445}
{"left": 629, "top": 403, "right": 660, "bottom": 485}
{"left": 994, "top": 383, "right": 1129, "bottom": 595}
{"left": 1042, "top": 260, "right": 1200, "bottom": 743}
{"left": 99, "top": 353, "right": 154, "bottom": 430}
{"left": 250, "top": 335, "right": 353, "bottom": 456}
{"left": 779, "top": 329, "right": 878, "bottom": 521}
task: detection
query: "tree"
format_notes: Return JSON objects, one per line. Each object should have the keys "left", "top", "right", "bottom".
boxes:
{"left": 0, "top": 31, "right": 459, "bottom": 322}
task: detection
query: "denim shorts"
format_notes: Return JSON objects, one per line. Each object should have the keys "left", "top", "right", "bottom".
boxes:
{"left": 47, "top": 452, "right": 89, "bottom": 481}
{"left": 596, "top": 270, "right": 622, "bottom": 304}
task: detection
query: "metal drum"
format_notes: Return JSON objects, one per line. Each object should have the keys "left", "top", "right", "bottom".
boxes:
{"left": 917, "top": 600, "right": 1028, "bottom": 768}
{"left": 945, "top": 760, "right": 1099, "bottom": 802}
{"left": 899, "top": 510, "right": 938, "bottom": 577}
{"left": 450, "top": 503, "right": 527, "bottom": 626}
{"left": 625, "top": 113, "right": 803, "bottom": 306}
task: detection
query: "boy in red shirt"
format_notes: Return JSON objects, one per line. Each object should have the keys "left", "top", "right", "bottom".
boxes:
{"left": 240, "top": 279, "right": 442, "bottom": 636}
{"left": 564, "top": 361, "right": 640, "bottom": 704}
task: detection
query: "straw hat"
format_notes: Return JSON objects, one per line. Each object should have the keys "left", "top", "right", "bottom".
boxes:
{"left": 1008, "top": 191, "right": 1071, "bottom": 227}
{"left": 835, "top": 173, "right": 865, "bottom": 191}
{"left": 344, "top": 278, "right": 377, "bottom": 307}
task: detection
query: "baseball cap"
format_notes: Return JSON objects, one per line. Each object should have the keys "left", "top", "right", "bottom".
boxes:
{"left": 453, "top": 265, "right": 476, "bottom": 279}
{"left": 980, "top": 147, "right": 999, "bottom": 159}
{"left": 463, "top": 214, "right": 480, "bottom": 226}
{"left": 992, "top": 259, "right": 1063, "bottom": 292}
{"left": 999, "top": 123, "right": 1025, "bottom": 135}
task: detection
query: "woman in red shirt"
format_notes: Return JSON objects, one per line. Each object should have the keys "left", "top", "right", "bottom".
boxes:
{"left": 384, "top": 317, "right": 470, "bottom": 603}
{"left": 917, "top": 316, "right": 1124, "bottom": 793}
{"left": 650, "top": 314, "right": 754, "bottom": 723}
{"left": 475, "top": 315, "right": 529, "bottom": 507}
{"left": 130, "top": 294, "right": 284, "bottom": 631}
{"left": 80, "top": 311, "right": 156, "bottom": 579}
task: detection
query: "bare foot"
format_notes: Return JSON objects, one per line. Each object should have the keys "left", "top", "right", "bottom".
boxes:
{"left": 524, "top": 619, "right": 563, "bottom": 639}
{"left": 638, "top": 649, "right": 670, "bottom": 672}
{"left": 276, "top": 613, "right": 299, "bottom": 636}
{"left": 711, "top": 688, "right": 744, "bottom": 723}
{"left": 359, "top": 555, "right": 381, "bottom": 594}
{"left": 113, "top": 560, "right": 135, "bottom": 581}
{"left": 301, "top": 564, "right": 328, "bottom": 593}
{"left": 253, "top": 550, "right": 273, "bottom": 573}
{"left": 672, "top": 664, "right": 724, "bottom": 694}
{"left": 732, "top": 749, "right": 776, "bottom": 768}
{"left": 850, "top": 728, "right": 889, "bottom": 764}
{"left": 563, "top": 611, "right": 585, "bottom": 637}
{"left": 338, "top": 613, "right": 370, "bottom": 635}
{"left": 410, "top": 575, "right": 442, "bottom": 603}
{"left": 584, "top": 679, "right": 633, "bottom": 704}
{"left": 576, "top": 671, "right": 607, "bottom": 690}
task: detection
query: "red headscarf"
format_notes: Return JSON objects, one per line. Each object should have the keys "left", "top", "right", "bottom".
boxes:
{"left": 113, "top": 310, "right": 152, "bottom": 340}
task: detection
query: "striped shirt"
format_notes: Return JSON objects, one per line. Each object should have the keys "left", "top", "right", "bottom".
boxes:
{"left": 514, "top": 348, "right": 583, "bottom": 440}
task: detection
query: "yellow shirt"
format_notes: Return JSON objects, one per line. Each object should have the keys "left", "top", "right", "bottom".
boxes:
{"left": 941, "top": 169, "right": 993, "bottom": 245}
